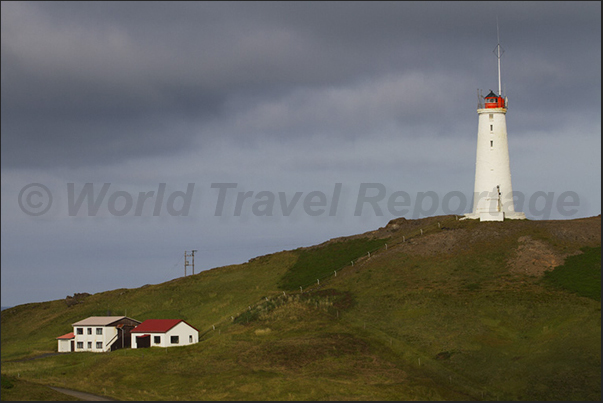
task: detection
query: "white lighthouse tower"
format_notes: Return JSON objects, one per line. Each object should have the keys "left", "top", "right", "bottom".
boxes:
{"left": 465, "top": 32, "right": 525, "bottom": 221}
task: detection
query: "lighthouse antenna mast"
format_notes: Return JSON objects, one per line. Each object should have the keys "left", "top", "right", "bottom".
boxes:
{"left": 494, "top": 18, "right": 504, "bottom": 96}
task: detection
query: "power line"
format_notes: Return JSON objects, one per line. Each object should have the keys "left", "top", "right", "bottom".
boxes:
{"left": 171, "top": 254, "right": 183, "bottom": 270}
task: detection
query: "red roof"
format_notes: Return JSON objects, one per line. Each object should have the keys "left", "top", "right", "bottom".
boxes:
{"left": 56, "top": 332, "right": 75, "bottom": 339}
{"left": 131, "top": 319, "right": 198, "bottom": 333}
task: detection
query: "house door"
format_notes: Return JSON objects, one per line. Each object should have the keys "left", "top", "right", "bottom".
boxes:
{"left": 70, "top": 340, "right": 74, "bottom": 352}
{"left": 136, "top": 334, "right": 150, "bottom": 348}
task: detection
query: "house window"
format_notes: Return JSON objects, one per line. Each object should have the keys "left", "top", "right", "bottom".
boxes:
{"left": 96, "top": 342, "right": 102, "bottom": 349}
{"left": 170, "top": 336, "right": 179, "bottom": 344}
{"left": 77, "top": 342, "right": 83, "bottom": 349}
{"left": 87, "top": 328, "right": 92, "bottom": 335}
{"left": 87, "top": 342, "right": 92, "bottom": 349}
{"left": 96, "top": 328, "right": 103, "bottom": 335}
{"left": 154, "top": 336, "right": 161, "bottom": 344}
{"left": 76, "top": 328, "right": 83, "bottom": 335}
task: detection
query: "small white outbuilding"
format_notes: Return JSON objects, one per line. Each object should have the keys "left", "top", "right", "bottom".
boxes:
{"left": 56, "top": 332, "right": 75, "bottom": 352}
{"left": 130, "top": 319, "right": 199, "bottom": 349}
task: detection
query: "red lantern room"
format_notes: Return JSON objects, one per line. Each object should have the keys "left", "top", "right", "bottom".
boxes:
{"left": 484, "top": 90, "right": 505, "bottom": 108}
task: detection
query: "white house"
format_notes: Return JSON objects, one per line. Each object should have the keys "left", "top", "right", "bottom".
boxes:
{"left": 61, "top": 316, "right": 141, "bottom": 353}
{"left": 131, "top": 319, "right": 199, "bottom": 349}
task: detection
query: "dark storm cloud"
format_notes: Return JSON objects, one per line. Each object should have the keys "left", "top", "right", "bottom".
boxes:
{"left": 1, "top": 1, "right": 600, "bottom": 168}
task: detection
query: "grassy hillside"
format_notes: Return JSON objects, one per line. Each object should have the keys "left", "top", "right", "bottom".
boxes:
{"left": 0, "top": 251, "right": 297, "bottom": 361}
{"left": 1, "top": 374, "right": 80, "bottom": 401}
{"left": 1, "top": 215, "right": 600, "bottom": 400}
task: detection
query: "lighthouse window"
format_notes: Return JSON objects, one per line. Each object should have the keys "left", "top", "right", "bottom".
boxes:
{"left": 490, "top": 141, "right": 493, "bottom": 147}
{"left": 490, "top": 125, "right": 493, "bottom": 131}
{"left": 489, "top": 114, "right": 494, "bottom": 120}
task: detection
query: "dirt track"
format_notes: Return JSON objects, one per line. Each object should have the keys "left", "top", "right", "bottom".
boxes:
{"left": 49, "top": 386, "right": 116, "bottom": 401}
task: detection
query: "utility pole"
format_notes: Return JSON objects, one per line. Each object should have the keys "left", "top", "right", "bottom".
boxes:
{"left": 184, "top": 251, "right": 191, "bottom": 277}
{"left": 184, "top": 250, "right": 198, "bottom": 276}
{"left": 192, "top": 250, "right": 197, "bottom": 275}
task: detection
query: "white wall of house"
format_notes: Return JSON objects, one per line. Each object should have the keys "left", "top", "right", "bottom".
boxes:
{"left": 57, "top": 339, "right": 73, "bottom": 352}
{"left": 131, "top": 322, "right": 198, "bottom": 348}
{"left": 73, "top": 325, "right": 119, "bottom": 352}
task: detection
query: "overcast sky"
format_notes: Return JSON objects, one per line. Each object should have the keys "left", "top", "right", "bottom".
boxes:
{"left": 2, "top": 2, "right": 600, "bottom": 307}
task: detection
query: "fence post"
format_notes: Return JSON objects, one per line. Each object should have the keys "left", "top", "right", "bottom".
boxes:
{"left": 300, "top": 286, "right": 303, "bottom": 292}
{"left": 367, "top": 251, "right": 371, "bottom": 258}
{"left": 317, "top": 279, "right": 320, "bottom": 285}
{"left": 334, "top": 270, "right": 337, "bottom": 277}
{"left": 403, "top": 236, "right": 405, "bottom": 242}
{"left": 385, "top": 243, "right": 388, "bottom": 250}
{"left": 420, "top": 229, "right": 423, "bottom": 235}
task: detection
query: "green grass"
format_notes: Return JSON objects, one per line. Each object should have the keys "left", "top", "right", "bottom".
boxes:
{"left": 0, "top": 308, "right": 468, "bottom": 401}
{"left": 1, "top": 374, "right": 81, "bottom": 401}
{"left": 1, "top": 215, "right": 601, "bottom": 401}
{"left": 543, "top": 246, "right": 601, "bottom": 300}
{"left": 278, "top": 237, "right": 389, "bottom": 290}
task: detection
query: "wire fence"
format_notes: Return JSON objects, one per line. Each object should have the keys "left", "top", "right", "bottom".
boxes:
{"left": 202, "top": 217, "right": 458, "bottom": 333}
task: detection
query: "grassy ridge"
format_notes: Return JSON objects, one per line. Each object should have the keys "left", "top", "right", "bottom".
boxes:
{"left": 543, "top": 246, "right": 601, "bottom": 300}
{"left": 324, "top": 222, "right": 601, "bottom": 400}
{"left": 1, "top": 215, "right": 601, "bottom": 400}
